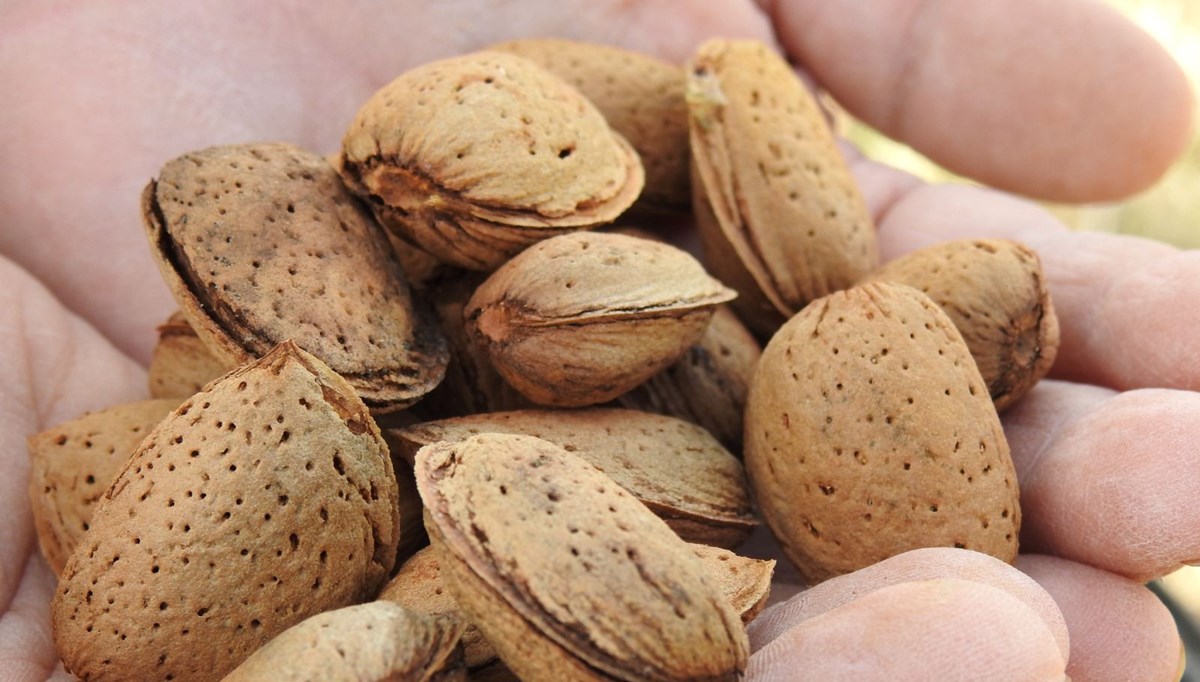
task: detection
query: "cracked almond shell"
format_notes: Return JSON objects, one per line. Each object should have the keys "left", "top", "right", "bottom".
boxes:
{"left": 861, "top": 239, "right": 1060, "bottom": 411}
{"left": 391, "top": 408, "right": 757, "bottom": 547}
{"left": 339, "top": 51, "right": 644, "bottom": 271}
{"left": 490, "top": 39, "right": 689, "bottom": 211}
{"left": 27, "top": 399, "right": 178, "bottom": 575}
{"left": 142, "top": 142, "right": 448, "bottom": 413}
{"left": 415, "top": 433, "right": 749, "bottom": 681}
{"left": 52, "top": 342, "right": 401, "bottom": 682}
{"left": 688, "top": 39, "right": 878, "bottom": 338}
{"left": 222, "top": 601, "right": 467, "bottom": 682}
{"left": 744, "top": 283, "right": 1020, "bottom": 584}
{"left": 148, "top": 311, "right": 231, "bottom": 400}
{"left": 464, "top": 231, "right": 736, "bottom": 407}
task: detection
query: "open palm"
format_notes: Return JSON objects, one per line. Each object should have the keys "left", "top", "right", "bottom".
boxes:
{"left": 1, "top": 1, "right": 1196, "bottom": 679}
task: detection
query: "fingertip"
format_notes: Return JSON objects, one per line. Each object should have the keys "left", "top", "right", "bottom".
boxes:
{"left": 748, "top": 578, "right": 1067, "bottom": 681}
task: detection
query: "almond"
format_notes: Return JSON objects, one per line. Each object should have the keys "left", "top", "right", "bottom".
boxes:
{"left": 490, "top": 39, "right": 689, "bottom": 211}
{"left": 339, "top": 51, "right": 644, "bottom": 271}
{"left": 222, "top": 601, "right": 466, "bottom": 682}
{"left": 148, "top": 312, "right": 230, "bottom": 400}
{"left": 688, "top": 544, "right": 775, "bottom": 625}
{"left": 142, "top": 142, "right": 448, "bottom": 413}
{"left": 744, "top": 283, "right": 1020, "bottom": 583}
{"left": 27, "top": 399, "right": 178, "bottom": 575}
{"left": 861, "top": 239, "right": 1060, "bottom": 411}
{"left": 52, "top": 342, "right": 401, "bottom": 681}
{"left": 617, "top": 304, "right": 761, "bottom": 452}
{"left": 688, "top": 39, "right": 879, "bottom": 338}
{"left": 464, "top": 231, "right": 736, "bottom": 407}
{"left": 391, "top": 408, "right": 756, "bottom": 548}
{"left": 415, "top": 433, "right": 748, "bottom": 681}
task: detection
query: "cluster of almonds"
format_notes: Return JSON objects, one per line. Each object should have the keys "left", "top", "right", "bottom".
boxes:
{"left": 29, "top": 38, "right": 1059, "bottom": 681}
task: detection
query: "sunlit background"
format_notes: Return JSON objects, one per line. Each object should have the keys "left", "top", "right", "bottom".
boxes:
{"left": 846, "top": 0, "right": 1200, "bottom": 674}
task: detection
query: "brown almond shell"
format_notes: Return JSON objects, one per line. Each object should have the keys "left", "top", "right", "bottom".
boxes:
{"left": 148, "top": 311, "right": 231, "bottom": 400}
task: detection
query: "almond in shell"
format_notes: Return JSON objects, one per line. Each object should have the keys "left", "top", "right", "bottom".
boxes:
{"left": 415, "top": 433, "right": 748, "bottom": 681}
{"left": 27, "top": 399, "right": 178, "bottom": 575}
{"left": 339, "top": 51, "right": 644, "bottom": 271}
{"left": 148, "top": 311, "right": 231, "bottom": 400}
{"left": 391, "top": 408, "right": 756, "bottom": 548}
{"left": 688, "top": 39, "right": 879, "bottom": 338}
{"left": 464, "top": 231, "right": 736, "bottom": 407}
{"left": 861, "top": 239, "right": 1059, "bottom": 411}
{"left": 490, "top": 38, "right": 689, "bottom": 211}
{"left": 52, "top": 342, "right": 401, "bottom": 681}
{"left": 143, "top": 142, "right": 448, "bottom": 413}
{"left": 222, "top": 601, "right": 467, "bottom": 682}
{"left": 744, "top": 282, "right": 1020, "bottom": 584}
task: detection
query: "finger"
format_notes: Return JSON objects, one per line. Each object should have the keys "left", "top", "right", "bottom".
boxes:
{"left": 747, "top": 546, "right": 1067, "bottom": 660}
{"left": 0, "top": 256, "right": 147, "bottom": 609}
{"left": 764, "top": 0, "right": 1194, "bottom": 201}
{"left": 871, "top": 180, "right": 1200, "bottom": 392}
{"left": 0, "top": 555, "right": 70, "bottom": 681}
{"left": 747, "top": 578, "right": 1067, "bottom": 681}
{"left": 1018, "top": 554, "right": 1183, "bottom": 682}
{"left": 1004, "top": 381, "right": 1200, "bottom": 581}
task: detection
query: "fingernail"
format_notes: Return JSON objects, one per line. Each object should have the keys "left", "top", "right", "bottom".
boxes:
{"left": 1175, "top": 641, "right": 1186, "bottom": 682}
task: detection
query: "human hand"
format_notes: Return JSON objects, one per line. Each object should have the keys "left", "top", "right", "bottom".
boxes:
{"left": 1, "top": 1, "right": 1194, "bottom": 680}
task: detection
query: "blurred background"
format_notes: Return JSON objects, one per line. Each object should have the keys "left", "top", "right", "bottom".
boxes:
{"left": 845, "top": 0, "right": 1200, "bottom": 675}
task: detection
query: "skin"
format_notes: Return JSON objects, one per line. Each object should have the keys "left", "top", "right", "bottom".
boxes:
{"left": 0, "top": 1, "right": 1194, "bottom": 679}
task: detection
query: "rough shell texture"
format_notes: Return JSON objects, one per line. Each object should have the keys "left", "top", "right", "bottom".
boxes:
{"left": 861, "top": 239, "right": 1060, "bottom": 412}
{"left": 688, "top": 544, "right": 775, "bottom": 625}
{"left": 340, "top": 51, "right": 644, "bottom": 270}
{"left": 744, "top": 283, "right": 1020, "bottom": 584}
{"left": 52, "top": 342, "right": 401, "bottom": 682}
{"left": 27, "top": 399, "right": 178, "bottom": 575}
{"left": 688, "top": 39, "right": 878, "bottom": 338}
{"left": 143, "top": 142, "right": 448, "bottom": 413}
{"left": 148, "top": 311, "right": 230, "bottom": 400}
{"left": 617, "top": 305, "right": 761, "bottom": 452}
{"left": 222, "top": 601, "right": 467, "bottom": 682}
{"left": 379, "top": 546, "right": 493, "bottom": 670}
{"left": 490, "top": 39, "right": 689, "bottom": 210}
{"left": 416, "top": 434, "right": 749, "bottom": 682}
{"left": 393, "top": 408, "right": 756, "bottom": 548}
{"left": 465, "top": 231, "right": 736, "bottom": 407}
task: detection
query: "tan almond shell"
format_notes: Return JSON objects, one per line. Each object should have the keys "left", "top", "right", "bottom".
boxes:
{"left": 489, "top": 39, "right": 689, "bottom": 210}
{"left": 416, "top": 434, "right": 749, "bottom": 682}
{"left": 52, "top": 343, "right": 401, "bottom": 682}
{"left": 617, "top": 305, "right": 761, "bottom": 452}
{"left": 744, "top": 283, "right": 1020, "bottom": 584}
{"left": 391, "top": 408, "right": 757, "bottom": 547}
{"left": 148, "top": 311, "right": 232, "bottom": 400}
{"left": 27, "top": 399, "right": 178, "bottom": 575}
{"left": 464, "top": 232, "right": 736, "bottom": 407}
{"left": 142, "top": 142, "right": 448, "bottom": 413}
{"left": 414, "top": 270, "right": 534, "bottom": 420}
{"left": 222, "top": 601, "right": 467, "bottom": 682}
{"left": 687, "top": 39, "right": 878, "bottom": 338}
{"left": 380, "top": 542, "right": 772, "bottom": 673}
{"left": 860, "top": 239, "right": 1060, "bottom": 412}
{"left": 340, "top": 51, "right": 644, "bottom": 271}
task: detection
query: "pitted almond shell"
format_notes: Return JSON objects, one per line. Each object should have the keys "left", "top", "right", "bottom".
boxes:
{"left": 413, "top": 270, "right": 533, "bottom": 420}
{"left": 744, "top": 283, "right": 1020, "bottom": 584}
{"left": 861, "top": 239, "right": 1060, "bottom": 412}
{"left": 148, "top": 311, "right": 231, "bottom": 400}
{"left": 465, "top": 231, "right": 736, "bottom": 407}
{"left": 392, "top": 408, "right": 756, "bottom": 547}
{"left": 340, "top": 51, "right": 644, "bottom": 271}
{"left": 27, "top": 399, "right": 178, "bottom": 575}
{"left": 416, "top": 434, "right": 748, "bottom": 682}
{"left": 378, "top": 430, "right": 435, "bottom": 566}
{"left": 688, "top": 39, "right": 878, "bottom": 338}
{"left": 618, "top": 305, "right": 761, "bottom": 452}
{"left": 142, "top": 142, "right": 448, "bottom": 413}
{"left": 222, "top": 601, "right": 467, "bottom": 682}
{"left": 380, "top": 542, "right": 772, "bottom": 673}
{"left": 52, "top": 342, "right": 401, "bottom": 682}
{"left": 490, "top": 39, "right": 689, "bottom": 210}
